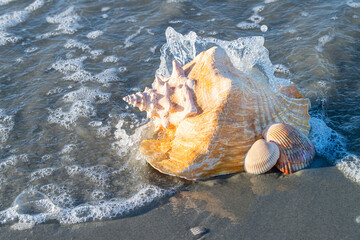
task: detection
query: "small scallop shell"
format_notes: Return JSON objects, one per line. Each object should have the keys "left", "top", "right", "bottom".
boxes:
{"left": 244, "top": 139, "right": 280, "bottom": 174}
{"left": 263, "top": 123, "right": 315, "bottom": 174}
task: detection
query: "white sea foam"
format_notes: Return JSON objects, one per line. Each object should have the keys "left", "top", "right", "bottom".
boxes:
{"left": 37, "top": 6, "right": 81, "bottom": 39}
{"left": 94, "top": 68, "right": 120, "bottom": 83}
{"left": 236, "top": 22, "right": 259, "bottom": 30}
{"left": 260, "top": 25, "right": 268, "bottom": 32}
{"left": 52, "top": 56, "right": 87, "bottom": 74}
{"left": 90, "top": 49, "right": 104, "bottom": 59}
{"left": 60, "top": 144, "right": 77, "bottom": 154}
{"left": 337, "top": 155, "right": 360, "bottom": 183}
{"left": 91, "top": 189, "right": 108, "bottom": 201}
{"left": 62, "top": 87, "right": 110, "bottom": 104}
{"left": 96, "top": 125, "right": 112, "bottom": 138}
{"left": 309, "top": 117, "right": 346, "bottom": 161}
{"left": 119, "top": 66, "right": 127, "bottom": 72}
{"left": 46, "top": 87, "right": 64, "bottom": 96}
{"left": 158, "top": 27, "right": 290, "bottom": 89}
{"left": 29, "top": 185, "right": 168, "bottom": 225}
{"left": 169, "top": 20, "right": 183, "bottom": 24}
{"left": 103, "top": 55, "right": 119, "bottom": 63}
{"left": 264, "top": 0, "right": 279, "bottom": 3}
{"left": 0, "top": 0, "right": 45, "bottom": 45}
{"left": 86, "top": 30, "right": 103, "bottom": 39}
{"left": 315, "top": 34, "right": 334, "bottom": 52}
{"left": 0, "top": 155, "right": 17, "bottom": 170}
{"left": 249, "top": 14, "right": 264, "bottom": 24}
{"left": 64, "top": 39, "right": 91, "bottom": 52}
{"left": 101, "top": 7, "right": 110, "bottom": 12}
{"left": 63, "top": 69, "right": 94, "bottom": 83}
{"left": 24, "top": 47, "right": 39, "bottom": 53}
{"left": 89, "top": 121, "right": 103, "bottom": 127}
{"left": 124, "top": 27, "right": 144, "bottom": 48}
{"left": 30, "top": 168, "right": 56, "bottom": 181}
{"left": 0, "top": 109, "right": 14, "bottom": 147}
{"left": 309, "top": 117, "right": 360, "bottom": 184}
{"left": 0, "top": 154, "right": 28, "bottom": 170}
{"left": 0, "top": 0, "right": 16, "bottom": 6}
{"left": 237, "top": 5, "right": 266, "bottom": 31}
{"left": 113, "top": 119, "right": 136, "bottom": 155}
{"left": 48, "top": 87, "right": 110, "bottom": 129}
{"left": 347, "top": 1, "right": 360, "bottom": 8}
{"left": 274, "top": 64, "right": 291, "bottom": 74}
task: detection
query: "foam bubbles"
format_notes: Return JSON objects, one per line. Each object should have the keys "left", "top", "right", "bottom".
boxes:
{"left": 347, "top": 1, "right": 360, "bottom": 8}
{"left": 91, "top": 189, "right": 108, "bottom": 201}
{"left": 96, "top": 125, "right": 112, "bottom": 138}
{"left": 236, "top": 22, "right": 259, "bottom": 30}
{"left": 24, "top": 47, "right": 39, "bottom": 53}
{"left": 113, "top": 119, "right": 135, "bottom": 155}
{"left": 57, "top": 185, "right": 169, "bottom": 224}
{"left": 103, "top": 55, "right": 119, "bottom": 63}
{"left": 86, "top": 30, "right": 103, "bottom": 39}
{"left": 60, "top": 144, "right": 77, "bottom": 154}
{"left": 90, "top": 49, "right": 104, "bottom": 59}
{"left": 64, "top": 39, "right": 91, "bottom": 52}
{"left": 260, "top": 25, "right": 268, "bottom": 32}
{"left": 309, "top": 117, "right": 346, "bottom": 161}
{"left": 37, "top": 6, "right": 81, "bottom": 39}
{"left": 63, "top": 69, "right": 94, "bottom": 82}
{"left": 0, "top": 0, "right": 16, "bottom": 6}
{"left": 30, "top": 168, "right": 56, "bottom": 181}
{"left": 48, "top": 88, "right": 110, "bottom": 129}
{"left": 0, "top": 109, "right": 14, "bottom": 147}
{"left": 337, "top": 155, "right": 360, "bottom": 183}
{"left": 13, "top": 190, "right": 55, "bottom": 215}
{"left": 0, "top": 0, "right": 45, "bottom": 45}
{"left": 52, "top": 56, "right": 87, "bottom": 74}
{"left": 236, "top": 5, "right": 266, "bottom": 31}
{"left": 124, "top": 27, "right": 144, "bottom": 48}
{"left": 315, "top": 34, "right": 334, "bottom": 52}
{"left": 264, "top": 0, "right": 279, "bottom": 3}
{"left": 62, "top": 87, "right": 110, "bottom": 104}
{"left": 158, "top": 27, "right": 289, "bottom": 89}
{"left": 101, "top": 7, "right": 110, "bottom": 12}
{"left": 119, "top": 66, "right": 127, "bottom": 72}
{"left": 274, "top": 64, "right": 291, "bottom": 75}
{"left": 94, "top": 68, "right": 120, "bottom": 83}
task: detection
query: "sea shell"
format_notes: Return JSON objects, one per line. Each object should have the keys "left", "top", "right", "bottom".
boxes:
{"left": 263, "top": 123, "right": 315, "bottom": 174}
{"left": 123, "top": 60, "right": 197, "bottom": 130}
{"left": 244, "top": 139, "right": 280, "bottom": 174}
{"left": 124, "top": 46, "right": 311, "bottom": 179}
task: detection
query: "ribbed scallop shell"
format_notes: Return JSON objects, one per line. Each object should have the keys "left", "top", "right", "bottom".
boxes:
{"left": 263, "top": 123, "right": 315, "bottom": 174}
{"left": 244, "top": 139, "right": 280, "bottom": 174}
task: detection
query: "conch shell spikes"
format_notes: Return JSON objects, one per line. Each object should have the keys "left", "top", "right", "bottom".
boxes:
{"left": 123, "top": 59, "right": 198, "bottom": 129}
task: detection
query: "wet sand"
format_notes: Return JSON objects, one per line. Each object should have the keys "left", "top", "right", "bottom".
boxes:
{"left": 1, "top": 156, "right": 360, "bottom": 239}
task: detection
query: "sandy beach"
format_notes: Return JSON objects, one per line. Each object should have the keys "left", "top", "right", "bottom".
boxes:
{"left": 1, "top": 156, "right": 359, "bottom": 240}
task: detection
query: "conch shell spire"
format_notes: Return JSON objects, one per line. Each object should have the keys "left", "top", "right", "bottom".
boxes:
{"left": 123, "top": 59, "right": 198, "bottom": 130}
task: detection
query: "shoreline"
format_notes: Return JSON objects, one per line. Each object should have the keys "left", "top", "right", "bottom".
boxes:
{"left": 1, "top": 156, "right": 360, "bottom": 239}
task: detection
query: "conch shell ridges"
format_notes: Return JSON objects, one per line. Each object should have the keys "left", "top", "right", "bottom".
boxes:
{"left": 123, "top": 60, "right": 197, "bottom": 129}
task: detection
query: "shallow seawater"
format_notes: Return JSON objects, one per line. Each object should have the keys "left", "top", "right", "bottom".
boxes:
{"left": 0, "top": 0, "right": 359, "bottom": 228}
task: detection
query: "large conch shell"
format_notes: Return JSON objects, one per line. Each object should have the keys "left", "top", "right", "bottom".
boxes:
{"left": 123, "top": 47, "right": 311, "bottom": 180}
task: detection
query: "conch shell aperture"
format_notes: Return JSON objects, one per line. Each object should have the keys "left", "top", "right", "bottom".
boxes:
{"left": 123, "top": 47, "right": 312, "bottom": 180}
